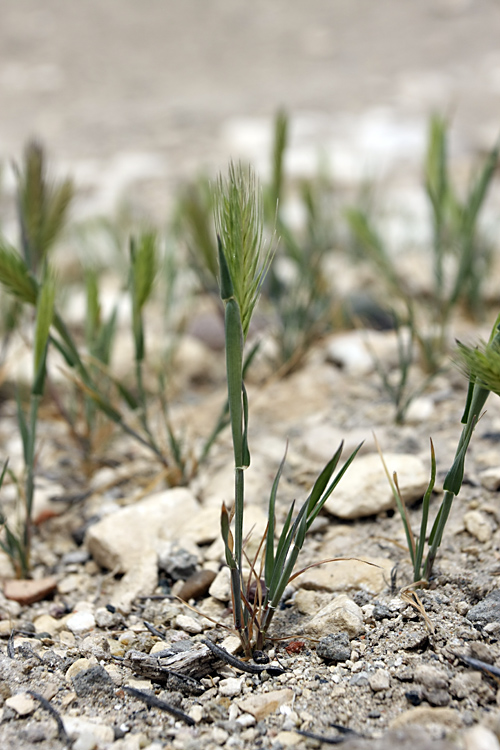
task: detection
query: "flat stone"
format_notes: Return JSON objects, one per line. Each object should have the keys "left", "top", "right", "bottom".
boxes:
{"left": 304, "top": 594, "right": 365, "bottom": 638}
{"left": 467, "top": 590, "right": 500, "bottom": 626}
{"left": 85, "top": 487, "right": 200, "bottom": 571}
{"left": 5, "top": 692, "right": 36, "bottom": 716}
{"left": 4, "top": 576, "right": 58, "bottom": 605}
{"left": 413, "top": 665, "right": 449, "bottom": 690}
{"left": 324, "top": 452, "right": 429, "bottom": 519}
{"left": 237, "top": 688, "right": 294, "bottom": 721}
{"left": 298, "top": 556, "right": 393, "bottom": 594}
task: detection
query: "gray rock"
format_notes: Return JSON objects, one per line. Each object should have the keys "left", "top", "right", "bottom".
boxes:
{"left": 413, "top": 664, "right": 449, "bottom": 690}
{"left": 159, "top": 546, "right": 198, "bottom": 580}
{"left": 467, "top": 590, "right": 500, "bottom": 625}
{"left": 71, "top": 664, "right": 115, "bottom": 698}
{"left": 316, "top": 632, "right": 352, "bottom": 662}
{"left": 349, "top": 671, "right": 369, "bottom": 686}
{"left": 373, "top": 603, "right": 393, "bottom": 620}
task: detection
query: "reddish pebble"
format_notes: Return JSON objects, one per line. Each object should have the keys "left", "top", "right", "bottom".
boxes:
{"left": 177, "top": 569, "right": 216, "bottom": 601}
{"left": 4, "top": 576, "right": 58, "bottom": 605}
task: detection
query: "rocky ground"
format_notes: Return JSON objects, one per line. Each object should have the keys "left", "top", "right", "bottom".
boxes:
{"left": 2, "top": 324, "right": 500, "bottom": 750}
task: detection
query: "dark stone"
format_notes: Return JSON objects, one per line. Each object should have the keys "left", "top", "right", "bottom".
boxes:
{"left": 72, "top": 664, "right": 115, "bottom": 698}
{"left": 467, "top": 590, "right": 500, "bottom": 625}
{"left": 373, "top": 603, "right": 392, "bottom": 620}
{"left": 316, "top": 632, "right": 351, "bottom": 663}
{"left": 405, "top": 689, "right": 423, "bottom": 706}
{"left": 159, "top": 547, "right": 198, "bottom": 581}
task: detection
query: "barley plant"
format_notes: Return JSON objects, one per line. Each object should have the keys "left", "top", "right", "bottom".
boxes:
{"left": 383, "top": 313, "right": 500, "bottom": 583}
{"left": 215, "top": 162, "right": 360, "bottom": 655}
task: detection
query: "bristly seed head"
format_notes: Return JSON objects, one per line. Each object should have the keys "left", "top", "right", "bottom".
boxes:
{"left": 214, "top": 161, "right": 275, "bottom": 340}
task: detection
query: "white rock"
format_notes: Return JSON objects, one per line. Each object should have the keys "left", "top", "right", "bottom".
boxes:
{"left": 464, "top": 510, "right": 494, "bottom": 543}
{"left": 324, "top": 452, "right": 429, "bottom": 519}
{"left": 479, "top": 467, "right": 500, "bottom": 491}
{"left": 368, "top": 669, "right": 390, "bottom": 692}
{"left": 304, "top": 594, "right": 365, "bottom": 638}
{"left": 209, "top": 567, "right": 232, "bottom": 602}
{"left": 63, "top": 716, "right": 114, "bottom": 745}
{"left": 463, "top": 725, "right": 500, "bottom": 750}
{"left": 219, "top": 676, "right": 244, "bottom": 697}
{"left": 298, "top": 556, "right": 394, "bottom": 595}
{"left": 85, "top": 487, "right": 200, "bottom": 571}
{"left": 66, "top": 611, "right": 96, "bottom": 635}
{"left": 404, "top": 396, "right": 434, "bottom": 423}
{"left": 176, "top": 614, "right": 202, "bottom": 634}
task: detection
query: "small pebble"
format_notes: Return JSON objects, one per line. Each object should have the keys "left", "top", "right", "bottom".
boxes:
{"left": 5, "top": 692, "right": 36, "bottom": 716}
{"left": 67, "top": 611, "right": 96, "bottom": 634}
{"left": 317, "top": 632, "right": 352, "bottom": 662}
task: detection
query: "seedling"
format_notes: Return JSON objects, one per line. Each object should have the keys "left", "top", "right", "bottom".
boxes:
{"left": 215, "top": 162, "right": 360, "bottom": 655}
{"left": 382, "top": 313, "right": 500, "bottom": 583}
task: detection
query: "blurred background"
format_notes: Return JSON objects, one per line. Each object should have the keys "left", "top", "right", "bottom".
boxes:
{"left": 1, "top": 0, "right": 499, "bottom": 222}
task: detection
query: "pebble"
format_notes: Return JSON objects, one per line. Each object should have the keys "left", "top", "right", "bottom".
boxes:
{"left": 237, "top": 689, "right": 294, "bottom": 721}
{"left": 463, "top": 510, "right": 494, "bottom": 542}
{"left": 413, "top": 664, "right": 449, "bottom": 690}
{"left": 304, "top": 594, "right": 365, "bottom": 638}
{"left": 67, "top": 611, "right": 96, "bottom": 634}
{"left": 369, "top": 669, "right": 391, "bottom": 692}
{"left": 158, "top": 545, "right": 198, "bottom": 580}
{"left": 208, "top": 566, "right": 232, "bottom": 602}
{"left": 5, "top": 692, "right": 36, "bottom": 716}
{"left": 3, "top": 576, "right": 58, "bottom": 605}
{"left": 66, "top": 658, "right": 93, "bottom": 683}
{"left": 63, "top": 716, "right": 115, "bottom": 745}
{"left": 177, "top": 569, "right": 217, "bottom": 600}
{"left": 175, "top": 614, "right": 203, "bottom": 634}
{"left": 479, "top": 467, "right": 500, "bottom": 491}
{"left": 33, "top": 613, "right": 64, "bottom": 635}
{"left": 316, "top": 632, "right": 352, "bottom": 662}
{"left": 324, "top": 452, "right": 429, "bottom": 519}
{"left": 219, "top": 676, "right": 244, "bottom": 697}
{"left": 467, "top": 590, "right": 500, "bottom": 626}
